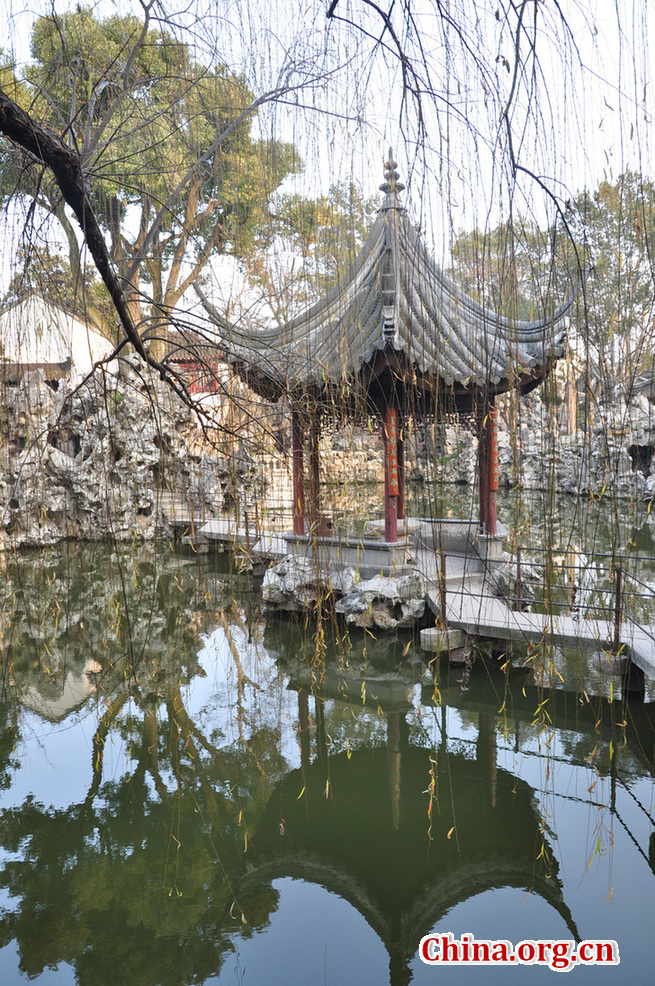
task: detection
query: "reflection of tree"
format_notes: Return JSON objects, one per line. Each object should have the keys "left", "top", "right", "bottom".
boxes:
{"left": 2, "top": 544, "right": 228, "bottom": 714}
{"left": 0, "top": 784, "right": 272, "bottom": 985}
{"left": 0, "top": 543, "right": 290, "bottom": 983}
{"left": 0, "top": 664, "right": 283, "bottom": 983}
{"left": 10, "top": 545, "right": 647, "bottom": 984}
{"left": 0, "top": 702, "right": 19, "bottom": 793}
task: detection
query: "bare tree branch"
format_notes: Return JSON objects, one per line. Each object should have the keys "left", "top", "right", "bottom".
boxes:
{"left": 0, "top": 85, "right": 221, "bottom": 419}
{"left": 0, "top": 86, "right": 147, "bottom": 360}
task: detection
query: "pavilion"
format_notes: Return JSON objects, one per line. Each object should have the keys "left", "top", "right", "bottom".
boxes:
{"left": 223, "top": 154, "right": 577, "bottom": 548}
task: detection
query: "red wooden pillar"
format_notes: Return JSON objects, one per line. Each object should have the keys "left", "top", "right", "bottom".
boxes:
{"left": 488, "top": 405, "right": 499, "bottom": 535}
{"left": 291, "top": 409, "right": 305, "bottom": 535}
{"left": 397, "top": 418, "right": 406, "bottom": 521}
{"left": 383, "top": 407, "right": 400, "bottom": 542}
{"left": 477, "top": 398, "right": 498, "bottom": 535}
{"left": 308, "top": 413, "right": 321, "bottom": 531}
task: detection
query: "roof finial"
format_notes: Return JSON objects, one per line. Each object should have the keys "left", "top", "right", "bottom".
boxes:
{"left": 379, "top": 148, "right": 405, "bottom": 195}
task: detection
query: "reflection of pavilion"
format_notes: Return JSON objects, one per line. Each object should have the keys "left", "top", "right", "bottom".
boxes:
{"left": 241, "top": 684, "right": 579, "bottom": 986}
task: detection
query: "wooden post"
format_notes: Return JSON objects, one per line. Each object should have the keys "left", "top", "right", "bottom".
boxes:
{"left": 478, "top": 426, "right": 488, "bottom": 535}
{"left": 439, "top": 545, "right": 447, "bottom": 624}
{"left": 477, "top": 399, "right": 498, "bottom": 535}
{"left": 297, "top": 688, "right": 311, "bottom": 776}
{"left": 383, "top": 406, "right": 399, "bottom": 542}
{"left": 567, "top": 348, "right": 577, "bottom": 435}
{"left": 291, "top": 409, "right": 305, "bottom": 536}
{"left": 244, "top": 508, "right": 250, "bottom": 553}
{"left": 515, "top": 545, "right": 523, "bottom": 612}
{"left": 315, "top": 694, "right": 328, "bottom": 764}
{"left": 488, "top": 405, "right": 499, "bottom": 535}
{"left": 397, "top": 416, "right": 406, "bottom": 521}
{"left": 308, "top": 412, "right": 321, "bottom": 532}
{"left": 477, "top": 712, "right": 498, "bottom": 809}
{"left": 613, "top": 564, "right": 623, "bottom": 656}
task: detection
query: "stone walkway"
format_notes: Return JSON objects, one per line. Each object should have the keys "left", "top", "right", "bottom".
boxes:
{"left": 196, "top": 513, "right": 655, "bottom": 681}
{"left": 417, "top": 553, "right": 655, "bottom": 679}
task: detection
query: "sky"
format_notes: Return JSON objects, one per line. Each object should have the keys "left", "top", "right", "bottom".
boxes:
{"left": 1, "top": 0, "right": 654, "bottom": 301}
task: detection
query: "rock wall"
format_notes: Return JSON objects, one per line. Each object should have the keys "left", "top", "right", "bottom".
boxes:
{"left": 4, "top": 359, "right": 655, "bottom": 552}
{"left": 298, "top": 390, "right": 655, "bottom": 506}
{"left": 408, "top": 389, "right": 655, "bottom": 499}
{"left": 0, "top": 363, "right": 251, "bottom": 548}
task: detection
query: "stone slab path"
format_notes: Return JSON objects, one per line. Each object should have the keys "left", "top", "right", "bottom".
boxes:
{"left": 197, "top": 517, "right": 655, "bottom": 681}
{"left": 419, "top": 562, "right": 655, "bottom": 679}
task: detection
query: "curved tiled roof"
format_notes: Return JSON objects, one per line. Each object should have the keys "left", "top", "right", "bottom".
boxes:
{"left": 223, "top": 159, "right": 577, "bottom": 407}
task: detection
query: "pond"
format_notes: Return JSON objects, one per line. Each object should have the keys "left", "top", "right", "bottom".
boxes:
{"left": 0, "top": 520, "right": 654, "bottom": 985}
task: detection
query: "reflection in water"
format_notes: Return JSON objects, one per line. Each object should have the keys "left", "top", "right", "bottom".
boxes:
{"left": 0, "top": 543, "right": 654, "bottom": 984}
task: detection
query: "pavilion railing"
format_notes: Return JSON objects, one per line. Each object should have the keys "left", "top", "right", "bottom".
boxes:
{"left": 502, "top": 543, "right": 655, "bottom": 648}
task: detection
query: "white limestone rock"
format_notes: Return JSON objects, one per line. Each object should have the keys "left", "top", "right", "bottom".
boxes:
{"left": 0, "top": 366, "right": 236, "bottom": 547}
{"left": 262, "top": 558, "right": 426, "bottom": 630}
{"left": 335, "top": 571, "right": 426, "bottom": 629}
{"left": 262, "top": 557, "right": 358, "bottom": 611}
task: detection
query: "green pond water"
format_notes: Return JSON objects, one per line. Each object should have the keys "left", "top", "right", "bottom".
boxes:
{"left": 1, "top": 493, "right": 655, "bottom": 985}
